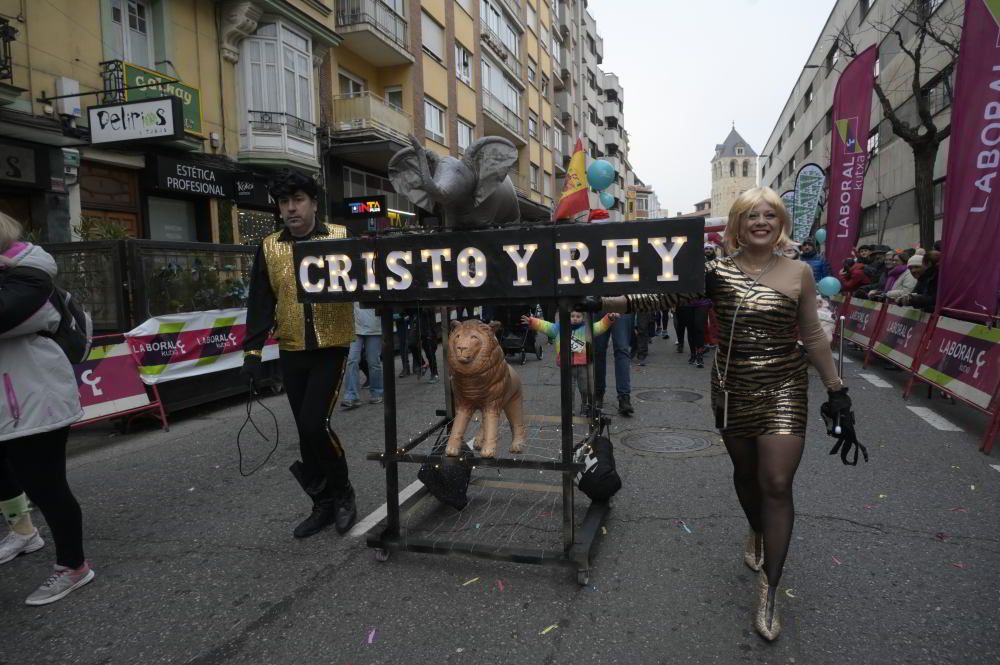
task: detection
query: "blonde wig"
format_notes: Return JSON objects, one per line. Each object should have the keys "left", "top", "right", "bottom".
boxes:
{"left": 0, "top": 211, "right": 23, "bottom": 254}
{"left": 722, "top": 186, "right": 793, "bottom": 255}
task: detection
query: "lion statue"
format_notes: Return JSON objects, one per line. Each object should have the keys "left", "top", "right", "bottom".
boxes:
{"left": 445, "top": 319, "right": 527, "bottom": 458}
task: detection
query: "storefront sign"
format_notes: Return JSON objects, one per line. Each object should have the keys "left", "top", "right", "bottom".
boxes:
{"left": 123, "top": 62, "right": 203, "bottom": 136}
{"left": 344, "top": 195, "right": 387, "bottom": 219}
{"left": 294, "top": 218, "right": 705, "bottom": 303}
{"left": 88, "top": 97, "right": 184, "bottom": 144}
{"left": 916, "top": 316, "right": 1000, "bottom": 410}
{"left": 125, "top": 309, "right": 278, "bottom": 385}
{"left": 234, "top": 173, "right": 273, "bottom": 208}
{"left": 72, "top": 341, "right": 150, "bottom": 421}
{"left": 872, "top": 305, "right": 931, "bottom": 368}
{"left": 0, "top": 140, "right": 43, "bottom": 188}
{"left": 150, "top": 155, "right": 235, "bottom": 198}
{"left": 842, "top": 297, "right": 882, "bottom": 347}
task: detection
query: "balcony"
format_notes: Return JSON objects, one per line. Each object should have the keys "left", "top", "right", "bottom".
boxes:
{"left": 326, "top": 92, "right": 412, "bottom": 171}
{"left": 602, "top": 72, "right": 623, "bottom": 103}
{"left": 336, "top": 0, "right": 413, "bottom": 66}
{"left": 602, "top": 126, "right": 620, "bottom": 150}
{"left": 555, "top": 90, "right": 572, "bottom": 122}
{"left": 239, "top": 110, "right": 318, "bottom": 168}
{"left": 481, "top": 20, "right": 522, "bottom": 76}
{"left": 482, "top": 90, "right": 525, "bottom": 145}
{"left": 603, "top": 98, "right": 622, "bottom": 124}
{"left": 0, "top": 17, "right": 24, "bottom": 106}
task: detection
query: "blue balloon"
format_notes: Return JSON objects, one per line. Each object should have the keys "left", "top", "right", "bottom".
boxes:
{"left": 599, "top": 192, "right": 615, "bottom": 209}
{"left": 587, "top": 160, "right": 616, "bottom": 191}
{"left": 817, "top": 276, "right": 841, "bottom": 297}
{"left": 815, "top": 228, "right": 827, "bottom": 244}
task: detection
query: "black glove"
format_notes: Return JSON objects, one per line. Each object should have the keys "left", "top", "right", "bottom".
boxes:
{"left": 820, "top": 388, "right": 868, "bottom": 465}
{"left": 240, "top": 355, "right": 264, "bottom": 387}
{"left": 575, "top": 295, "right": 603, "bottom": 313}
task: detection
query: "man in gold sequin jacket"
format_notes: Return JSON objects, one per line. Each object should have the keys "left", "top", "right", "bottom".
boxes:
{"left": 241, "top": 170, "right": 357, "bottom": 539}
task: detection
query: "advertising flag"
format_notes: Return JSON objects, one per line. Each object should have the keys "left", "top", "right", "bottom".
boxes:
{"left": 826, "top": 45, "right": 878, "bottom": 271}
{"left": 936, "top": 0, "right": 1000, "bottom": 320}
{"left": 792, "top": 163, "right": 826, "bottom": 243}
{"left": 553, "top": 137, "right": 590, "bottom": 222}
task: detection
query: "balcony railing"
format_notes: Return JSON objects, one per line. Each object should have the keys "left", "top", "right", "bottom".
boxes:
{"left": 482, "top": 90, "right": 521, "bottom": 136}
{"left": 331, "top": 91, "right": 412, "bottom": 142}
{"left": 242, "top": 110, "right": 317, "bottom": 162}
{"left": 336, "top": 0, "right": 408, "bottom": 49}
{"left": 480, "top": 20, "right": 521, "bottom": 69}
{"left": 0, "top": 17, "right": 17, "bottom": 82}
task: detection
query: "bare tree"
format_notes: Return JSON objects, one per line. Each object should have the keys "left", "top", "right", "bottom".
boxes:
{"left": 839, "top": 0, "right": 963, "bottom": 249}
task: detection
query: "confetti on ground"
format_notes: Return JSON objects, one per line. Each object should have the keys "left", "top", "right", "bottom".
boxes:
{"left": 538, "top": 511, "right": 552, "bottom": 518}
{"left": 462, "top": 577, "right": 480, "bottom": 587}
{"left": 674, "top": 519, "right": 692, "bottom": 534}
{"left": 494, "top": 579, "right": 505, "bottom": 592}
{"left": 935, "top": 532, "right": 949, "bottom": 542}
{"left": 951, "top": 562, "right": 969, "bottom": 570}
{"left": 784, "top": 589, "right": 796, "bottom": 598}
{"left": 878, "top": 494, "right": 888, "bottom": 499}
{"left": 601, "top": 526, "right": 607, "bottom": 535}
{"left": 970, "top": 485, "right": 976, "bottom": 491}
{"left": 366, "top": 629, "right": 377, "bottom": 645}
{"left": 949, "top": 507, "right": 969, "bottom": 513}
{"left": 951, "top": 465, "right": 960, "bottom": 470}
{"left": 832, "top": 556, "right": 843, "bottom": 566}
{"left": 540, "top": 624, "right": 559, "bottom": 635}
{"left": 863, "top": 504, "right": 877, "bottom": 509}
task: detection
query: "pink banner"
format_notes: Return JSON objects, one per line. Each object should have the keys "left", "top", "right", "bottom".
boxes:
{"left": 72, "top": 341, "right": 150, "bottom": 423}
{"left": 917, "top": 316, "right": 1000, "bottom": 410}
{"left": 842, "top": 297, "right": 883, "bottom": 347}
{"left": 826, "top": 45, "right": 878, "bottom": 273}
{"left": 872, "top": 305, "right": 931, "bottom": 369}
{"left": 937, "top": 0, "right": 1000, "bottom": 321}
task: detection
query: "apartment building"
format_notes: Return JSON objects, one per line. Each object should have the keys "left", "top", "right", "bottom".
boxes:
{"left": 759, "top": 0, "right": 961, "bottom": 248}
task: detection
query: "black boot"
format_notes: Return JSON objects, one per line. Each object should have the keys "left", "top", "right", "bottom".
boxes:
{"left": 676, "top": 342, "right": 684, "bottom": 353}
{"left": 334, "top": 484, "right": 358, "bottom": 535}
{"left": 618, "top": 395, "right": 634, "bottom": 416}
{"left": 293, "top": 498, "right": 338, "bottom": 539}
{"left": 695, "top": 351, "right": 704, "bottom": 368}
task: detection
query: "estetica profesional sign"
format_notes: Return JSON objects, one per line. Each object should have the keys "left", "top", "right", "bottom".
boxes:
{"left": 149, "top": 155, "right": 235, "bottom": 198}
{"left": 88, "top": 97, "right": 184, "bottom": 144}
{"left": 293, "top": 218, "right": 705, "bottom": 303}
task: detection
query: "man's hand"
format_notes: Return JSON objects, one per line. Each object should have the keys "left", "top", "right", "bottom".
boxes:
{"left": 607, "top": 313, "right": 621, "bottom": 322}
{"left": 240, "top": 355, "right": 263, "bottom": 387}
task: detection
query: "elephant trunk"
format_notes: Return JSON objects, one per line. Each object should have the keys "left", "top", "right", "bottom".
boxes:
{"left": 416, "top": 148, "right": 442, "bottom": 199}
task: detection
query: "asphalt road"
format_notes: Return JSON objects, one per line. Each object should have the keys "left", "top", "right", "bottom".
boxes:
{"left": 2, "top": 332, "right": 998, "bottom": 665}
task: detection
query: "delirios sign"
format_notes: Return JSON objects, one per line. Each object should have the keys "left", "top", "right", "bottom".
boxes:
{"left": 88, "top": 97, "right": 184, "bottom": 144}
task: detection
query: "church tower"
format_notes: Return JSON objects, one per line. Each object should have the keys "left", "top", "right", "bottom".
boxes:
{"left": 711, "top": 126, "right": 758, "bottom": 219}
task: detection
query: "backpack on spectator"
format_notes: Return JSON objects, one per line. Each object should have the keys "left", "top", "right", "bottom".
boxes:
{"left": 39, "top": 286, "right": 93, "bottom": 364}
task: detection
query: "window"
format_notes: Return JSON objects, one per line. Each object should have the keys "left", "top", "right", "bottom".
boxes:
{"left": 543, "top": 171, "right": 552, "bottom": 197}
{"left": 874, "top": 57, "right": 880, "bottom": 80}
{"left": 424, "top": 97, "right": 445, "bottom": 144}
{"left": 736, "top": 146, "right": 745, "bottom": 156}
{"left": 343, "top": 166, "right": 413, "bottom": 214}
{"left": 540, "top": 26, "right": 549, "bottom": 51}
{"left": 456, "top": 0, "right": 474, "bottom": 15}
{"left": 482, "top": 0, "right": 501, "bottom": 34}
{"left": 455, "top": 43, "right": 473, "bottom": 85}
{"left": 729, "top": 160, "right": 736, "bottom": 177}
{"left": 528, "top": 58, "right": 537, "bottom": 83}
{"left": 788, "top": 113, "right": 796, "bottom": 135}
{"left": 924, "top": 0, "right": 944, "bottom": 14}
{"left": 385, "top": 85, "right": 403, "bottom": 110}
{"left": 923, "top": 69, "right": 954, "bottom": 116}
{"left": 338, "top": 70, "right": 365, "bottom": 96}
{"left": 761, "top": 164, "right": 766, "bottom": 179}
{"left": 552, "top": 35, "right": 560, "bottom": 62}
{"left": 826, "top": 39, "right": 840, "bottom": 74}
{"left": 861, "top": 205, "right": 879, "bottom": 236}
{"left": 825, "top": 110, "right": 833, "bottom": 133}
{"left": 867, "top": 129, "right": 879, "bottom": 156}
{"left": 777, "top": 136, "right": 783, "bottom": 154}
{"left": 742, "top": 160, "right": 749, "bottom": 177}
{"left": 421, "top": 11, "right": 445, "bottom": 62}
{"left": 528, "top": 111, "right": 538, "bottom": 138}
{"left": 457, "top": 119, "right": 474, "bottom": 153}
{"left": 933, "top": 179, "right": 945, "bottom": 218}
{"left": 503, "top": 21, "right": 520, "bottom": 58}
{"left": 805, "top": 84, "right": 814, "bottom": 106}
{"left": 540, "top": 74, "right": 549, "bottom": 95}
{"left": 806, "top": 131, "right": 814, "bottom": 154}
{"left": 108, "top": 0, "right": 154, "bottom": 68}
{"left": 530, "top": 164, "right": 539, "bottom": 190}
{"left": 241, "top": 21, "right": 314, "bottom": 123}
{"left": 542, "top": 122, "right": 551, "bottom": 148}
{"left": 527, "top": 3, "right": 537, "bottom": 31}
{"left": 586, "top": 70, "right": 596, "bottom": 90}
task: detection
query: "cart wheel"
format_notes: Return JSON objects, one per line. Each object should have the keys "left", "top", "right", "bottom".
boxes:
{"left": 519, "top": 350, "right": 526, "bottom": 365}
{"left": 536, "top": 345, "right": 543, "bottom": 360}
{"left": 577, "top": 569, "right": 590, "bottom": 586}
{"left": 374, "top": 548, "right": 390, "bottom": 562}
{"left": 269, "top": 381, "right": 284, "bottom": 395}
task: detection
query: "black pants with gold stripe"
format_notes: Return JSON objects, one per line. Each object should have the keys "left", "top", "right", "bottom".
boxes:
{"left": 279, "top": 347, "right": 350, "bottom": 501}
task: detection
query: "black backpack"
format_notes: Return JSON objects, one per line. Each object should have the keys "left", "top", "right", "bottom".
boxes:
{"left": 40, "top": 286, "right": 93, "bottom": 364}
{"left": 574, "top": 435, "right": 622, "bottom": 502}
{"left": 418, "top": 440, "right": 472, "bottom": 510}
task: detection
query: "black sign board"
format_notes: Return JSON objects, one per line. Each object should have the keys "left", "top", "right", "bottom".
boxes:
{"left": 0, "top": 139, "right": 49, "bottom": 190}
{"left": 293, "top": 218, "right": 705, "bottom": 304}
{"left": 149, "top": 155, "right": 235, "bottom": 199}
{"left": 234, "top": 173, "right": 273, "bottom": 208}
{"left": 343, "top": 195, "right": 387, "bottom": 219}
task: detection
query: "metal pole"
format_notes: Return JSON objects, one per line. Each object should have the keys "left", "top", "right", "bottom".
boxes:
{"left": 835, "top": 315, "right": 845, "bottom": 435}
{"left": 558, "top": 300, "right": 575, "bottom": 548}
{"left": 381, "top": 307, "right": 400, "bottom": 538}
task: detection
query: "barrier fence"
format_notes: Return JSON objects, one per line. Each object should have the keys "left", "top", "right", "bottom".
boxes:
{"left": 831, "top": 297, "right": 1000, "bottom": 454}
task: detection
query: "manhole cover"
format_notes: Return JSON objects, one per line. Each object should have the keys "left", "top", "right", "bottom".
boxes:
{"left": 621, "top": 428, "right": 723, "bottom": 457}
{"left": 635, "top": 389, "right": 703, "bottom": 403}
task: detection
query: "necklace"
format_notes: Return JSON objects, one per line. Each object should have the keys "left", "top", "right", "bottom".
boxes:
{"left": 734, "top": 255, "right": 775, "bottom": 274}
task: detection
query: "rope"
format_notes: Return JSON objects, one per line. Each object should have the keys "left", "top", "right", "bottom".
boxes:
{"left": 236, "top": 381, "right": 280, "bottom": 477}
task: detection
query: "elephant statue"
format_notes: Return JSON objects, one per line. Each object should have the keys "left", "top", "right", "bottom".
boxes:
{"left": 388, "top": 135, "right": 521, "bottom": 228}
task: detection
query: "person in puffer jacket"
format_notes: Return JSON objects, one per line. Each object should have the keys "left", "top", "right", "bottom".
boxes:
{"left": 0, "top": 212, "right": 94, "bottom": 606}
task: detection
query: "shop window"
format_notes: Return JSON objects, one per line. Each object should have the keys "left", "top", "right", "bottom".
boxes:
{"left": 240, "top": 21, "right": 314, "bottom": 123}
{"left": 342, "top": 166, "right": 413, "bottom": 217}
{"left": 148, "top": 197, "right": 198, "bottom": 242}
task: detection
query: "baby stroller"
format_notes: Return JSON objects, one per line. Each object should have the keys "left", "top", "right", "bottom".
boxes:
{"left": 491, "top": 304, "right": 544, "bottom": 365}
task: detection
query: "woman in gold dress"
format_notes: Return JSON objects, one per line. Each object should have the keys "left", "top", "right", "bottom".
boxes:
{"left": 591, "top": 187, "right": 855, "bottom": 640}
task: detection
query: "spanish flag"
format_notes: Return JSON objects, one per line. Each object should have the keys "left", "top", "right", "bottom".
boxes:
{"left": 553, "top": 137, "right": 590, "bottom": 222}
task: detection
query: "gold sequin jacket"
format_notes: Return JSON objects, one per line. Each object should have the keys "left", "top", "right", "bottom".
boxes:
{"left": 243, "top": 223, "right": 354, "bottom": 354}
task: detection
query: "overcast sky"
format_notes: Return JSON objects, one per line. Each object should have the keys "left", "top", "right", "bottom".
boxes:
{"left": 588, "top": 0, "right": 835, "bottom": 216}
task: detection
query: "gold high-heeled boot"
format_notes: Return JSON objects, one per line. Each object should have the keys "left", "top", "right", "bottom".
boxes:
{"left": 754, "top": 570, "right": 782, "bottom": 641}
{"left": 743, "top": 529, "right": 763, "bottom": 571}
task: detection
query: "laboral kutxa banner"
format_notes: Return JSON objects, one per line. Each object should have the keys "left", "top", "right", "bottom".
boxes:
{"left": 936, "top": 0, "right": 1000, "bottom": 320}
{"left": 917, "top": 316, "right": 1000, "bottom": 410}
{"left": 124, "top": 309, "right": 277, "bottom": 384}
{"left": 872, "top": 305, "right": 931, "bottom": 369}
{"left": 72, "top": 340, "right": 150, "bottom": 421}
{"left": 842, "top": 297, "right": 882, "bottom": 346}
{"left": 826, "top": 45, "right": 878, "bottom": 273}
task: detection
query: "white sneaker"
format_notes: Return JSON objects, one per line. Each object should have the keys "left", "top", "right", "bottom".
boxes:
{"left": 25, "top": 562, "right": 95, "bottom": 606}
{"left": 0, "top": 528, "right": 45, "bottom": 564}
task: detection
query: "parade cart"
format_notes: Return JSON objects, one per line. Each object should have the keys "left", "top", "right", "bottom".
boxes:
{"left": 293, "top": 218, "right": 703, "bottom": 584}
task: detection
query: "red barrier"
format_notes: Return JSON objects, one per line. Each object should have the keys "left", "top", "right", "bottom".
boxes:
{"left": 71, "top": 334, "right": 169, "bottom": 431}
{"left": 867, "top": 305, "right": 932, "bottom": 371}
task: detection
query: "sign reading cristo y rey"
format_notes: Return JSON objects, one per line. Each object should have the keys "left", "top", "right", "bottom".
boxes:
{"left": 293, "top": 218, "right": 705, "bottom": 304}
{"left": 123, "top": 61, "right": 203, "bottom": 136}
